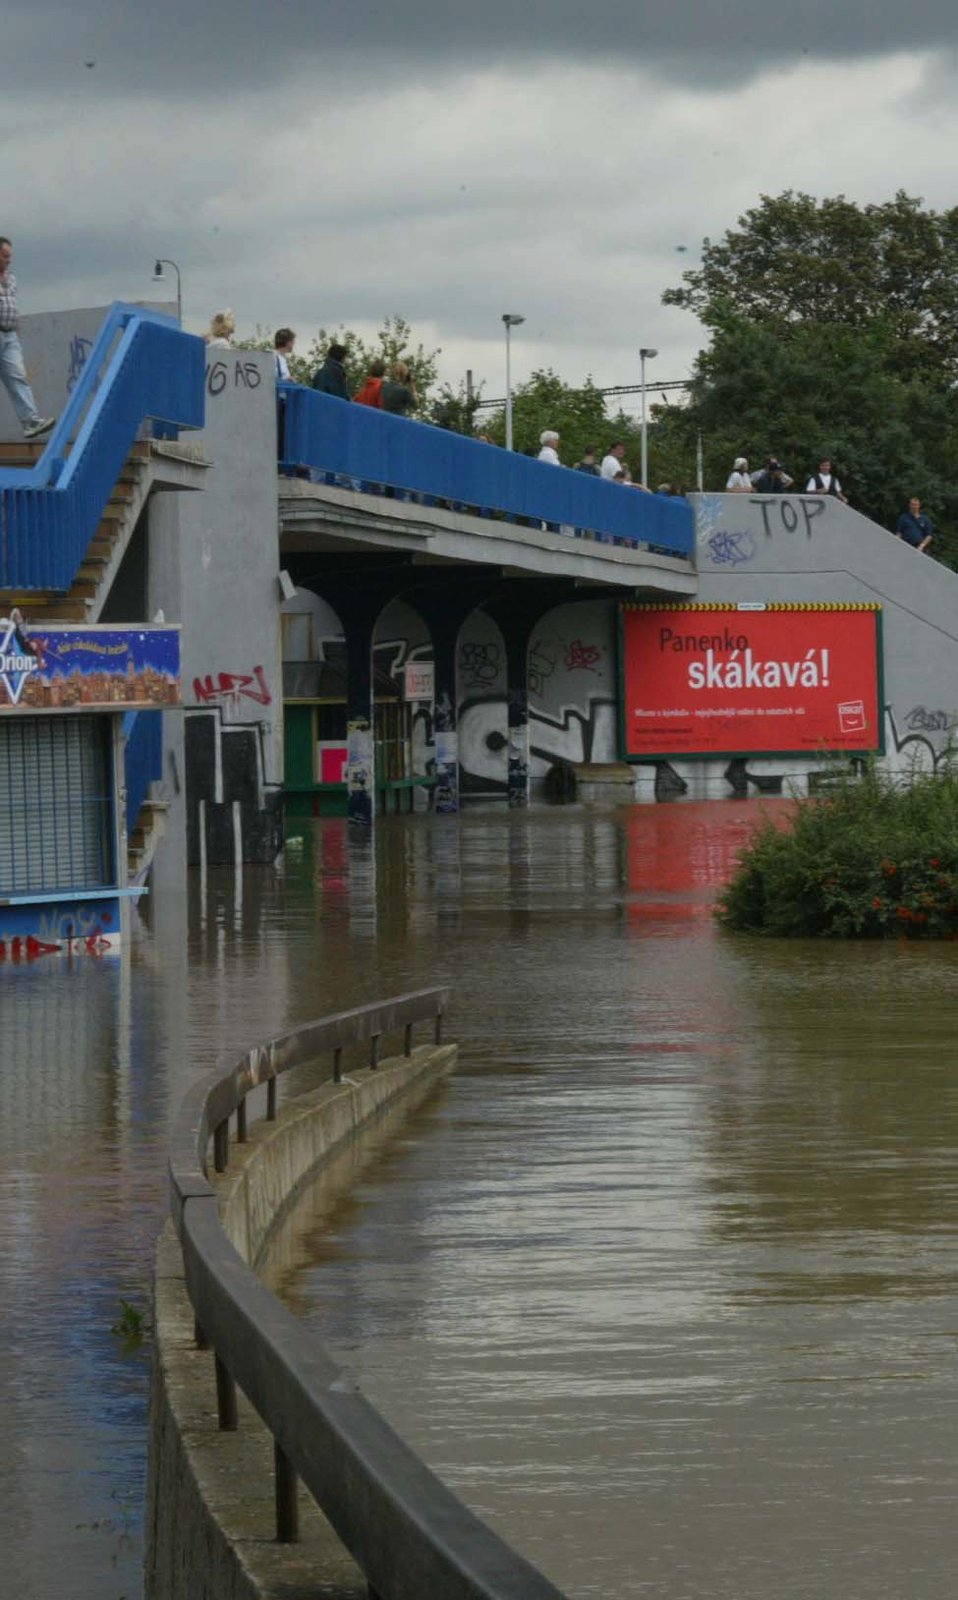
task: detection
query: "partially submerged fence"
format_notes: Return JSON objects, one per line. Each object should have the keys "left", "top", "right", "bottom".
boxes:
{"left": 165, "top": 986, "right": 567, "bottom": 1600}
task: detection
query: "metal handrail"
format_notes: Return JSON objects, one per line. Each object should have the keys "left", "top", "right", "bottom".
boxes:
{"left": 167, "top": 987, "right": 567, "bottom": 1600}
{"left": 0, "top": 302, "right": 204, "bottom": 591}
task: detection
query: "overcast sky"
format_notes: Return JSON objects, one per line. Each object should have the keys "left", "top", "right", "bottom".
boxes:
{"left": 4, "top": 0, "right": 958, "bottom": 417}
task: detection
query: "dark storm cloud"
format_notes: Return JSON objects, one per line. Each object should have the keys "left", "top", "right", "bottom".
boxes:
{"left": 4, "top": 0, "right": 957, "bottom": 95}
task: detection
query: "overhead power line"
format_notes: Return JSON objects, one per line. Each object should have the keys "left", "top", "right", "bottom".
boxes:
{"left": 473, "top": 378, "right": 692, "bottom": 410}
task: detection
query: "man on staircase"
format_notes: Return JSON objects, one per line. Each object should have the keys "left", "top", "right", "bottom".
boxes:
{"left": 0, "top": 236, "right": 55, "bottom": 441}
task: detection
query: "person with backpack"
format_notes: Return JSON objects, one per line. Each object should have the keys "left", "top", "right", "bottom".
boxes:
{"left": 353, "top": 358, "right": 386, "bottom": 408}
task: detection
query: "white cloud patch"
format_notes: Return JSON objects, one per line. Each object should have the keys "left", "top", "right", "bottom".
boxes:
{"left": 3, "top": 51, "right": 956, "bottom": 408}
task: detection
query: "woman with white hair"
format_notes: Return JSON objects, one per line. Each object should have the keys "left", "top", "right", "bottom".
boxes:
{"left": 206, "top": 309, "right": 236, "bottom": 347}
{"left": 726, "top": 455, "right": 752, "bottom": 492}
{"left": 538, "top": 429, "right": 561, "bottom": 465}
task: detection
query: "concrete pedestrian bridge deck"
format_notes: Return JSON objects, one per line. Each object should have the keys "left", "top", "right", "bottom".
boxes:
{"left": 279, "top": 476, "right": 697, "bottom": 595}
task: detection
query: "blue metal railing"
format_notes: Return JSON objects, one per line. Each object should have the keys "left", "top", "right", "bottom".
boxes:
{"left": 0, "top": 302, "right": 205, "bottom": 592}
{"left": 280, "top": 386, "right": 694, "bottom": 557}
{"left": 122, "top": 709, "right": 163, "bottom": 839}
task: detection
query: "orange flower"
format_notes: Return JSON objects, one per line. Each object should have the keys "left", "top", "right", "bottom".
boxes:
{"left": 872, "top": 897, "right": 884, "bottom": 910}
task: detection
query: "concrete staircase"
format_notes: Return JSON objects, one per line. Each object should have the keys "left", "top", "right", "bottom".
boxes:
{"left": 0, "top": 437, "right": 152, "bottom": 622}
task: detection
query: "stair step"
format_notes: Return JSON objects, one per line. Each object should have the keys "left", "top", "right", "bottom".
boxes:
{"left": 29, "top": 599, "right": 89, "bottom": 621}
{"left": 69, "top": 581, "right": 98, "bottom": 601}
{"left": 0, "top": 440, "right": 46, "bottom": 464}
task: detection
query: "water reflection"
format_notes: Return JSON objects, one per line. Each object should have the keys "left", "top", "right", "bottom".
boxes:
{"left": 4, "top": 801, "right": 958, "bottom": 1599}
{"left": 272, "top": 803, "right": 958, "bottom": 1600}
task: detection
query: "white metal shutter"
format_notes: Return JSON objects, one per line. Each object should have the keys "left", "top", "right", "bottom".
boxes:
{"left": 0, "top": 717, "right": 113, "bottom": 895}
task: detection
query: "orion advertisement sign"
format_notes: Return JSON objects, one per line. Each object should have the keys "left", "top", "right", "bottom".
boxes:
{"left": 619, "top": 603, "right": 882, "bottom": 759}
{"left": 0, "top": 616, "right": 181, "bottom": 713}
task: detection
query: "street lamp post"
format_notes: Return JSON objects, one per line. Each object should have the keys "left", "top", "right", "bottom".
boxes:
{"left": 152, "top": 259, "right": 182, "bottom": 327}
{"left": 502, "top": 313, "right": 525, "bottom": 451}
{"left": 639, "top": 346, "right": 658, "bottom": 488}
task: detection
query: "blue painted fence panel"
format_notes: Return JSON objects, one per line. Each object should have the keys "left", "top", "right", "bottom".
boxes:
{"left": 122, "top": 710, "right": 163, "bottom": 839}
{"left": 280, "top": 387, "right": 694, "bottom": 557}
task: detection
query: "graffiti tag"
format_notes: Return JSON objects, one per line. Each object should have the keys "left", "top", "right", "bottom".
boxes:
{"left": 707, "top": 528, "right": 756, "bottom": 567}
{"left": 193, "top": 664, "right": 271, "bottom": 709}
{"left": 67, "top": 334, "right": 94, "bottom": 394}
{"left": 564, "top": 639, "right": 601, "bottom": 672}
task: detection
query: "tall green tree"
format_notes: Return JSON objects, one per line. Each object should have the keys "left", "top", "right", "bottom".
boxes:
{"left": 482, "top": 368, "right": 641, "bottom": 468}
{"left": 664, "top": 191, "right": 958, "bottom": 384}
{"left": 237, "top": 316, "right": 441, "bottom": 411}
{"left": 663, "top": 191, "right": 958, "bottom": 561}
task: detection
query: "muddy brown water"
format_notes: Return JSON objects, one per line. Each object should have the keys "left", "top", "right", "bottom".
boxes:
{"left": 2, "top": 802, "right": 957, "bottom": 1598}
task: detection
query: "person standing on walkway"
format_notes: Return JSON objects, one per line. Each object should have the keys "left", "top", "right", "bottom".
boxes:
{"left": 381, "top": 361, "right": 418, "bottom": 416}
{"left": 896, "top": 496, "right": 933, "bottom": 552}
{"left": 311, "top": 343, "right": 352, "bottom": 400}
{"left": 0, "top": 237, "right": 54, "bottom": 440}
{"left": 805, "top": 457, "right": 847, "bottom": 502}
{"left": 537, "top": 430, "right": 561, "bottom": 464}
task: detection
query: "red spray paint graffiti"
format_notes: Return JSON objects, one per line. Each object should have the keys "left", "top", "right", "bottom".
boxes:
{"left": 192, "top": 665, "right": 271, "bottom": 709}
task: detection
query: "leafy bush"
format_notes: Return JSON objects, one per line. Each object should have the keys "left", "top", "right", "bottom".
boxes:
{"left": 717, "top": 761, "right": 958, "bottom": 938}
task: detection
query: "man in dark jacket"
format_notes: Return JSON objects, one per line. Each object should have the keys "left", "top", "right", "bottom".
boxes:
{"left": 896, "top": 497, "right": 933, "bottom": 552}
{"left": 311, "top": 343, "right": 351, "bottom": 400}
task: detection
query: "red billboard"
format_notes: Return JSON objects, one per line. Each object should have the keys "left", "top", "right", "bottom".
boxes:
{"left": 620, "top": 604, "right": 882, "bottom": 758}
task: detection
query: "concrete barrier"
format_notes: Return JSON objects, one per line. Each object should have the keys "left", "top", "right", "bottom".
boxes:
{"left": 147, "top": 1044, "right": 457, "bottom": 1600}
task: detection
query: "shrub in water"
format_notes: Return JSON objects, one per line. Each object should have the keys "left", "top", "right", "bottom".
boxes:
{"left": 717, "top": 760, "right": 958, "bottom": 938}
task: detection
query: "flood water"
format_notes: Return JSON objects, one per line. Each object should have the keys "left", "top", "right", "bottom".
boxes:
{"left": 3, "top": 802, "right": 958, "bottom": 1599}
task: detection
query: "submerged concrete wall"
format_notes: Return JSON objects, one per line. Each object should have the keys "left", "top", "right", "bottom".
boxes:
{"left": 147, "top": 1044, "right": 457, "bottom": 1600}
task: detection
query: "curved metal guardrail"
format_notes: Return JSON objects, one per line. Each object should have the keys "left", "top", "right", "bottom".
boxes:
{"left": 168, "top": 987, "right": 567, "bottom": 1600}
{"left": 0, "top": 302, "right": 205, "bottom": 592}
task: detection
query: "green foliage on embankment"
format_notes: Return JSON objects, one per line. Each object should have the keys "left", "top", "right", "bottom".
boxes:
{"left": 717, "top": 763, "right": 958, "bottom": 938}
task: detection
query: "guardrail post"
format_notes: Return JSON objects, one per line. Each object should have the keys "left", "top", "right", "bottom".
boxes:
{"left": 215, "top": 1355, "right": 238, "bottom": 1431}
{"left": 267, "top": 1078, "right": 278, "bottom": 1121}
{"left": 404, "top": 1022, "right": 413, "bottom": 1056}
{"left": 434, "top": 1010, "right": 443, "bottom": 1045}
{"left": 274, "top": 1442, "right": 300, "bottom": 1543}
{"left": 369, "top": 1033, "right": 380, "bottom": 1070}
{"left": 236, "top": 1096, "right": 247, "bottom": 1143}
{"left": 213, "top": 1119, "right": 229, "bottom": 1172}
{"left": 333, "top": 1046, "right": 343, "bottom": 1083}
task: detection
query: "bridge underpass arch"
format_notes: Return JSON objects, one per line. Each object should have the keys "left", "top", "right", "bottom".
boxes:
{"left": 283, "top": 550, "right": 637, "bottom": 819}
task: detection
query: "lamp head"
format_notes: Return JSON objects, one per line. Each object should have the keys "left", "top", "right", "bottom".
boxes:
{"left": 502, "top": 313, "right": 525, "bottom": 327}
{"left": 639, "top": 346, "right": 659, "bottom": 359}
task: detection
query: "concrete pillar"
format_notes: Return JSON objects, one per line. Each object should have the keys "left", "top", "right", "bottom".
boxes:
{"left": 432, "top": 622, "right": 460, "bottom": 814}
{"left": 505, "top": 638, "right": 530, "bottom": 809}
{"left": 345, "top": 619, "right": 375, "bottom": 828}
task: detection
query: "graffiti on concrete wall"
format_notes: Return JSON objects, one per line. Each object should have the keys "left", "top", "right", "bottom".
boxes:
{"left": 459, "top": 639, "right": 502, "bottom": 690}
{"left": 193, "top": 664, "right": 272, "bottom": 712}
{"left": 206, "top": 358, "right": 263, "bottom": 397}
{"left": 459, "top": 696, "right": 617, "bottom": 789}
{"left": 66, "top": 333, "right": 94, "bottom": 394}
